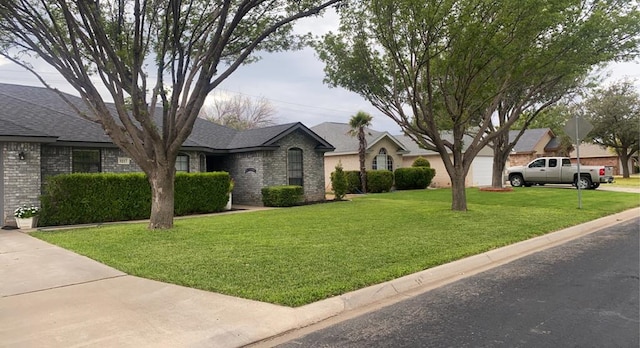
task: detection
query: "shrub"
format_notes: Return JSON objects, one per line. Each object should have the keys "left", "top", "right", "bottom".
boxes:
{"left": 344, "top": 170, "right": 363, "bottom": 194}
{"left": 330, "top": 162, "right": 348, "bottom": 200}
{"left": 261, "top": 185, "right": 304, "bottom": 207}
{"left": 395, "top": 167, "right": 436, "bottom": 190}
{"left": 174, "top": 172, "right": 230, "bottom": 215}
{"left": 40, "top": 172, "right": 230, "bottom": 226}
{"left": 367, "top": 170, "right": 394, "bottom": 193}
{"left": 412, "top": 157, "right": 431, "bottom": 167}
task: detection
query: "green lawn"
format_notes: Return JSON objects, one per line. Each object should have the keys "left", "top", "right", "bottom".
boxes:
{"left": 33, "top": 188, "right": 639, "bottom": 307}
{"left": 612, "top": 175, "right": 640, "bottom": 188}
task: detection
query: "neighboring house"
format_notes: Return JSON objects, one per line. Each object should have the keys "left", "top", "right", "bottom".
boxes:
{"left": 506, "top": 128, "right": 562, "bottom": 168}
{"left": 507, "top": 128, "right": 634, "bottom": 175}
{"left": 0, "top": 83, "right": 334, "bottom": 226}
{"left": 311, "top": 122, "right": 495, "bottom": 189}
{"left": 569, "top": 143, "right": 636, "bottom": 176}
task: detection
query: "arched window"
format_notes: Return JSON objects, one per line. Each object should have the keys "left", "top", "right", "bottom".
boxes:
{"left": 288, "top": 148, "right": 303, "bottom": 186}
{"left": 372, "top": 148, "right": 393, "bottom": 171}
{"left": 176, "top": 153, "right": 190, "bottom": 172}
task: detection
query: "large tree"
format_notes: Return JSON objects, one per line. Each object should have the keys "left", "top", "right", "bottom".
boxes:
{"left": 583, "top": 80, "right": 640, "bottom": 178}
{"left": 0, "top": 0, "right": 340, "bottom": 229}
{"left": 348, "top": 111, "right": 373, "bottom": 194}
{"left": 316, "top": 0, "right": 639, "bottom": 210}
{"left": 200, "top": 93, "right": 277, "bottom": 130}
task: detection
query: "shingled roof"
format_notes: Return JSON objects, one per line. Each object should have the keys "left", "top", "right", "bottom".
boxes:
{"left": 311, "top": 122, "right": 407, "bottom": 155}
{"left": 0, "top": 83, "right": 333, "bottom": 153}
{"left": 509, "top": 128, "right": 555, "bottom": 153}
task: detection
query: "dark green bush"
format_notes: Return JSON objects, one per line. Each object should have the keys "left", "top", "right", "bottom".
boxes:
{"left": 40, "top": 172, "right": 230, "bottom": 226}
{"left": 367, "top": 170, "right": 394, "bottom": 193}
{"left": 174, "top": 172, "right": 230, "bottom": 215}
{"left": 412, "top": 157, "right": 431, "bottom": 167}
{"left": 330, "top": 162, "right": 348, "bottom": 200}
{"left": 344, "top": 170, "right": 363, "bottom": 193}
{"left": 394, "top": 167, "right": 436, "bottom": 190}
{"left": 261, "top": 185, "right": 304, "bottom": 207}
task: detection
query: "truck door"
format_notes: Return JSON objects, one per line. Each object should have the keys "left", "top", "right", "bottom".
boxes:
{"left": 545, "top": 158, "right": 561, "bottom": 183}
{"left": 525, "top": 158, "right": 546, "bottom": 183}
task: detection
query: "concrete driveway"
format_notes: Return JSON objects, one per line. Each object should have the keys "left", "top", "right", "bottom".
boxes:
{"left": 0, "top": 231, "right": 299, "bottom": 348}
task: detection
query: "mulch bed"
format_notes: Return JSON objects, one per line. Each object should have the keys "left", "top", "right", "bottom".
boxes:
{"left": 479, "top": 187, "right": 514, "bottom": 192}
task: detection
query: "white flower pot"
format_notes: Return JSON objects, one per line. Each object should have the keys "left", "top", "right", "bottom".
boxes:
{"left": 225, "top": 193, "right": 232, "bottom": 210}
{"left": 16, "top": 217, "right": 38, "bottom": 229}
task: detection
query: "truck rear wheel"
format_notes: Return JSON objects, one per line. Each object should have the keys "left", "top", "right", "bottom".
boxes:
{"left": 591, "top": 182, "right": 600, "bottom": 189}
{"left": 575, "top": 176, "right": 592, "bottom": 190}
{"left": 510, "top": 174, "right": 525, "bottom": 187}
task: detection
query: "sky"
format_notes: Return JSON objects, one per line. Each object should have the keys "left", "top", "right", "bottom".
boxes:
{"left": 1, "top": 11, "right": 639, "bottom": 135}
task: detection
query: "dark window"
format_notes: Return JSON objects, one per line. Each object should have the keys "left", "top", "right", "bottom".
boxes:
{"left": 288, "top": 148, "right": 303, "bottom": 186}
{"left": 549, "top": 159, "right": 558, "bottom": 167}
{"left": 72, "top": 149, "right": 101, "bottom": 173}
{"left": 176, "top": 153, "right": 189, "bottom": 172}
{"left": 562, "top": 158, "right": 572, "bottom": 166}
{"left": 529, "top": 159, "right": 546, "bottom": 168}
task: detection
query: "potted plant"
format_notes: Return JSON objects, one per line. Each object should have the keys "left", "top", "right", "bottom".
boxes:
{"left": 225, "top": 179, "right": 234, "bottom": 210}
{"left": 14, "top": 204, "right": 40, "bottom": 229}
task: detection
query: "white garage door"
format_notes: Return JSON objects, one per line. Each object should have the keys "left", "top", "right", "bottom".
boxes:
{"left": 471, "top": 156, "right": 494, "bottom": 187}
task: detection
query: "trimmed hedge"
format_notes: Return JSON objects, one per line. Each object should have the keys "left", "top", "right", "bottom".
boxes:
{"left": 261, "top": 185, "right": 304, "bottom": 207}
{"left": 394, "top": 167, "right": 436, "bottom": 190}
{"left": 367, "top": 170, "right": 394, "bottom": 193}
{"left": 344, "top": 170, "right": 363, "bottom": 194}
{"left": 330, "top": 163, "right": 348, "bottom": 200}
{"left": 40, "top": 172, "right": 230, "bottom": 226}
{"left": 412, "top": 157, "right": 431, "bottom": 167}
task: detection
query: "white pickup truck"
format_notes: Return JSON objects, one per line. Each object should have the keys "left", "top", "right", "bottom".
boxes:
{"left": 507, "top": 157, "right": 614, "bottom": 189}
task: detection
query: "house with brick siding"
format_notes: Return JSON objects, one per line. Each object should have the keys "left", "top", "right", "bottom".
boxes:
{"left": 507, "top": 128, "right": 634, "bottom": 176}
{"left": 0, "top": 83, "right": 334, "bottom": 227}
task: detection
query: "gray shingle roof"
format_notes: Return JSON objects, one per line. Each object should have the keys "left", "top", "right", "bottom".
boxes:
{"left": 0, "top": 83, "right": 333, "bottom": 152}
{"left": 510, "top": 128, "right": 553, "bottom": 153}
{"left": 311, "top": 122, "right": 388, "bottom": 154}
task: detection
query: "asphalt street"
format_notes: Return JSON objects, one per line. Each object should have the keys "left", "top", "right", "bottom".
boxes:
{"left": 275, "top": 218, "right": 640, "bottom": 348}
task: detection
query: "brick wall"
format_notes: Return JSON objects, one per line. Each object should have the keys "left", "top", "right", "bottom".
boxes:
{"left": 264, "top": 129, "right": 326, "bottom": 203}
{"left": 2, "top": 142, "right": 41, "bottom": 226}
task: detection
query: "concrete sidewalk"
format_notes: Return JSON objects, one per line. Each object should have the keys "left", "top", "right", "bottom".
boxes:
{"left": 1, "top": 208, "right": 639, "bottom": 348}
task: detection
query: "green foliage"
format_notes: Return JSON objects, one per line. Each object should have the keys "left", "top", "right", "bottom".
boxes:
{"left": 330, "top": 162, "right": 348, "bottom": 200}
{"left": 344, "top": 170, "right": 363, "bottom": 193}
{"left": 261, "top": 185, "right": 304, "bottom": 207}
{"left": 395, "top": 167, "right": 436, "bottom": 190}
{"left": 412, "top": 157, "right": 431, "bottom": 168}
{"left": 583, "top": 80, "right": 640, "bottom": 176}
{"left": 366, "top": 170, "right": 394, "bottom": 193}
{"left": 316, "top": 0, "right": 640, "bottom": 210}
{"left": 40, "top": 172, "right": 230, "bottom": 226}
{"left": 174, "top": 172, "right": 231, "bottom": 216}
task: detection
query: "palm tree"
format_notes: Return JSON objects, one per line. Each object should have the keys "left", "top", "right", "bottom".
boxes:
{"left": 348, "top": 111, "right": 373, "bottom": 194}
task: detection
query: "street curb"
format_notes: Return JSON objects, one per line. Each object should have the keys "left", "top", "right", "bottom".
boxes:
{"left": 255, "top": 207, "right": 640, "bottom": 346}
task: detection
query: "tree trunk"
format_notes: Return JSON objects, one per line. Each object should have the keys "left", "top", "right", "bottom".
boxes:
{"left": 620, "top": 151, "right": 631, "bottom": 178}
{"left": 359, "top": 130, "right": 367, "bottom": 194}
{"left": 492, "top": 150, "right": 511, "bottom": 188}
{"left": 147, "top": 165, "right": 176, "bottom": 229}
{"left": 450, "top": 171, "right": 467, "bottom": 211}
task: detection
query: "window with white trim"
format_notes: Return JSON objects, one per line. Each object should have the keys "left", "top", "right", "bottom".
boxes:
{"left": 288, "top": 148, "right": 303, "bottom": 186}
{"left": 372, "top": 148, "right": 393, "bottom": 171}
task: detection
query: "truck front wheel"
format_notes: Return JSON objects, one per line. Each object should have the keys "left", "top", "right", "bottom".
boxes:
{"left": 575, "top": 176, "right": 592, "bottom": 190}
{"left": 510, "top": 174, "right": 525, "bottom": 187}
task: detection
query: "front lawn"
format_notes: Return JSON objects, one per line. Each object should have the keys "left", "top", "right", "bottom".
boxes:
{"left": 33, "top": 188, "right": 639, "bottom": 307}
{"left": 612, "top": 175, "right": 640, "bottom": 188}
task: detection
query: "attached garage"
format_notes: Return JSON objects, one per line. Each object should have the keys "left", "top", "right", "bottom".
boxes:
{"left": 471, "top": 156, "right": 494, "bottom": 187}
